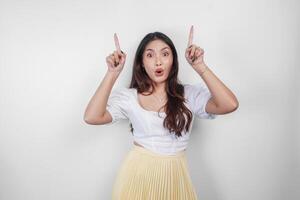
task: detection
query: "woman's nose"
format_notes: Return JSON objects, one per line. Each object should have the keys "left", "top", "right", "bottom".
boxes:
{"left": 155, "top": 57, "right": 162, "bottom": 66}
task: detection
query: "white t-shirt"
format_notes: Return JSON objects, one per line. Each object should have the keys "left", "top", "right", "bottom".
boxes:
{"left": 105, "top": 83, "right": 217, "bottom": 155}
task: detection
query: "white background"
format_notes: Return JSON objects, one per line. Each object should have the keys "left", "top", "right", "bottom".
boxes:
{"left": 0, "top": 0, "right": 299, "bottom": 199}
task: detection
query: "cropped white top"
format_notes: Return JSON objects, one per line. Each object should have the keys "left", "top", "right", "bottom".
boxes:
{"left": 105, "top": 83, "right": 217, "bottom": 155}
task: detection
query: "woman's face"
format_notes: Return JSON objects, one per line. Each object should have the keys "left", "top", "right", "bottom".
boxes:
{"left": 142, "top": 39, "right": 173, "bottom": 84}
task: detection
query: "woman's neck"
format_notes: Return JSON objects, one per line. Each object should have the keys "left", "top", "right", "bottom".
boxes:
{"left": 152, "top": 82, "right": 167, "bottom": 96}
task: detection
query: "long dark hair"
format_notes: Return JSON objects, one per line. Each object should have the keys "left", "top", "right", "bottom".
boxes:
{"left": 128, "top": 32, "right": 193, "bottom": 137}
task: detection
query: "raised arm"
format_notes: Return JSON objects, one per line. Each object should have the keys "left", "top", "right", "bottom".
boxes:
{"left": 84, "top": 33, "right": 127, "bottom": 125}
{"left": 185, "top": 25, "right": 239, "bottom": 114}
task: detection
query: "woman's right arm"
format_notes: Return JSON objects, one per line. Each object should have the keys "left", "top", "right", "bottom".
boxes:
{"left": 83, "top": 71, "right": 120, "bottom": 125}
{"left": 84, "top": 33, "right": 126, "bottom": 125}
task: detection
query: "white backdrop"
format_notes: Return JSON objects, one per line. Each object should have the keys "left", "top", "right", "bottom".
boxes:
{"left": 0, "top": 0, "right": 299, "bottom": 199}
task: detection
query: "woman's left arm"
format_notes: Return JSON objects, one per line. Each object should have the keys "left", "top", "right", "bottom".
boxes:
{"left": 185, "top": 25, "right": 239, "bottom": 115}
{"left": 194, "top": 63, "right": 239, "bottom": 115}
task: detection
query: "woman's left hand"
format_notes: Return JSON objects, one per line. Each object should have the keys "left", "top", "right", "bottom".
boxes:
{"left": 185, "top": 25, "right": 207, "bottom": 72}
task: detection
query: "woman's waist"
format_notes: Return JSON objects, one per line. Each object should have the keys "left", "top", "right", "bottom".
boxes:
{"left": 132, "top": 140, "right": 187, "bottom": 157}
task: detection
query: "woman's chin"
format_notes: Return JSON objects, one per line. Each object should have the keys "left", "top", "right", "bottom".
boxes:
{"left": 152, "top": 77, "right": 167, "bottom": 84}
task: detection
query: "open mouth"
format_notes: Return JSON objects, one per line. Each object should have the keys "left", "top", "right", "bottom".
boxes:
{"left": 155, "top": 69, "right": 164, "bottom": 76}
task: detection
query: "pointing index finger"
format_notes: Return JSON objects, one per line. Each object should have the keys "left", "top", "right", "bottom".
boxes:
{"left": 187, "top": 25, "right": 194, "bottom": 47}
{"left": 114, "top": 33, "right": 122, "bottom": 53}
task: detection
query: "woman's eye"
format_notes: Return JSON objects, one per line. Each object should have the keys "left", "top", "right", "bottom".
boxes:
{"left": 163, "top": 52, "right": 169, "bottom": 56}
{"left": 147, "top": 54, "right": 152, "bottom": 58}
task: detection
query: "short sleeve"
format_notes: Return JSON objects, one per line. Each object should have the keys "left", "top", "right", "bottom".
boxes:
{"left": 184, "top": 83, "right": 217, "bottom": 119}
{"left": 105, "top": 87, "right": 130, "bottom": 125}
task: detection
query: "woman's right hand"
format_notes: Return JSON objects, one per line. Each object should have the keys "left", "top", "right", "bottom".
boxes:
{"left": 106, "top": 33, "right": 127, "bottom": 74}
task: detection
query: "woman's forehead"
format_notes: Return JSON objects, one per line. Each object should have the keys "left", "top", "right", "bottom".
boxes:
{"left": 145, "top": 39, "right": 170, "bottom": 51}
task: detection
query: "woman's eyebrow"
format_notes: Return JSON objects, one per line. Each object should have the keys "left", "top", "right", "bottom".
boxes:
{"left": 145, "top": 47, "right": 170, "bottom": 51}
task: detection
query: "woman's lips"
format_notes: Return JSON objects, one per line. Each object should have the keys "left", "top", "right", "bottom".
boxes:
{"left": 155, "top": 69, "right": 164, "bottom": 76}
{"left": 155, "top": 68, "right": 164, "bottom": 72}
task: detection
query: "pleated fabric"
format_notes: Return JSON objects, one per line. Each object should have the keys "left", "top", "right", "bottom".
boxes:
{"left": 112, "top": 145, "right": 198, "bottom": 200}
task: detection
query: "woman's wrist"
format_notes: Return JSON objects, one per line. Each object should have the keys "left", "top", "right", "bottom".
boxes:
{"left": 106, "top": 70, "right": 121, "bottom": 78}
{"left": 194, "top": 63, "right": 208, "bottom": 75}
{"left": 105, "top": 70, "right": 121, "bottom": 84}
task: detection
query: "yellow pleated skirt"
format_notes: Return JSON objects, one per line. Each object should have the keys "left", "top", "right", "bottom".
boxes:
{"left": 112, "top": 144, "right": 198, "bottom": 200}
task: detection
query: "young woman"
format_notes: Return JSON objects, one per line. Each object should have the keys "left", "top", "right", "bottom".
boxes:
{"left": 84, "top": 26, "right": 239, "bottom": 199}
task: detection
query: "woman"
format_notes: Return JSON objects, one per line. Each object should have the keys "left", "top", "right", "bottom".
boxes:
{"left": 84, "top": 25, "right": 239, "bottom": 199}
